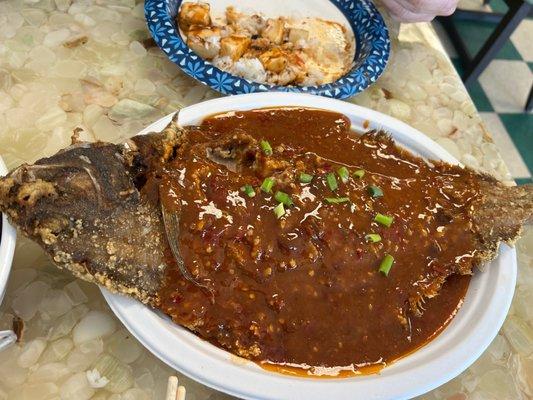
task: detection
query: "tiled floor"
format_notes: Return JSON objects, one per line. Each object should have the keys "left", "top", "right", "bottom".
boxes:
{"left": 433, "top": 0, "right": 533, "bottom": 185}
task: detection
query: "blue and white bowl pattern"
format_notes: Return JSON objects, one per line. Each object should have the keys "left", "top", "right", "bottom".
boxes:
{"left": 145, "top": 0, "right": 390, "bottom": 99}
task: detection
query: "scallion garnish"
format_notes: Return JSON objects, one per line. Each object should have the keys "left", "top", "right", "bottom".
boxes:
{"left": 325, "top": 197, "right": 350, "bottom": 204}
{"left": 260, "top": 177, "right": 275, "bottom": 193}
{"left": 337, "top": 166, "right": 350, "bottom": 183}
{"left": 365, "top": 233, "right": 381, "bottom": 243}
{"left": 275, "top": 191, "right": 293, "bottom": 207}
{"left": 379, "top": 254, "right": 394, "bottom": 276}
{"left": 240, "top": 184, "right": 256, "bottom": 198}
{"left": 260, "top": 140, "right": 273, "bottom": 156}
{"left": 374, "top": 213, "right": 393, "bottom": 227}
{"left": 353, "top": 169, "right": 365, "bottom": 179}
{"left": 273, "top": 202, "right": 285, "bottom": 219}
{"left": 367, "top": 185, "right": 383, "bottom": 198}
{"left": 299, "top": 173, "right": 314, "bottom": 183}
{"left": 326, "top": 173, "right": 338, "bottom": 191}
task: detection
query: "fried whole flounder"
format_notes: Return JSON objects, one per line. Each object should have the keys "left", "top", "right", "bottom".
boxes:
{"left": 0, "top": 108, "right": 532, "bottom": 372}
{"left": 0, "top": 119, "right": 185, "bottom": 307}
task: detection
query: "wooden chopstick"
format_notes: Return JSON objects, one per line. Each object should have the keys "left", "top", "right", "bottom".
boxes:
{"left": 166, "top": 376, "right": 186, "bottom": 400}
{"left": 176, "top": 385, "right": 186, "bottom": 400}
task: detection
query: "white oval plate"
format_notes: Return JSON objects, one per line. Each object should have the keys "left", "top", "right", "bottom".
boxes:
{"left": 0, "top": 156, "right": 16, "bottom": 305}
{"left": 102, "top": 93, "right": 517, "bottom": 400}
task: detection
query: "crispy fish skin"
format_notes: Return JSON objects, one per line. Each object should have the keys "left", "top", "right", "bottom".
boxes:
{"left": 0, "top": 141, "right": 166, "bottom": 305}
{"left": 0, "top": 120, "right": 532, "bottom": 317}
{"left": 472, "top": 176, "right": 533, "bottom": 248}
{"left": 0, "top": 115, "right": 186, "bottom": 307}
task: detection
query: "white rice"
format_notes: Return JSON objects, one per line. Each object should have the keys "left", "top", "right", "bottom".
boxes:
{"left": 204, "top": 35, "right": 220, "bottom": 55}
{"left": 205, "top": 35, "right": 220, "bottom": 47}
{"left": 231, "top": 58, "right": 267, "bottom": 82}
{"left": 301, "top": 63, "right": 325, "bottom": 86}
{"left": 212, "top": 55, "right": 233, "bottom": 71}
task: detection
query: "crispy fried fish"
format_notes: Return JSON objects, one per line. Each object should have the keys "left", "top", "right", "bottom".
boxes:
{"left": 0, "top": 118, "right": 185, "bottom": 307}
{"left": 0, "top": 109, "right": 531, "bottom": 370}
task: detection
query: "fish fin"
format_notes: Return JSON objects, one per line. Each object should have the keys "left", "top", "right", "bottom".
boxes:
{"left": 361, "top": 130, "right": 394, "bottom": 146}
{"left": 471, "top": 182, "right": 533, "bottom": 263}
{"left": 407, "top": 181, "right": 532, "bottom": 316}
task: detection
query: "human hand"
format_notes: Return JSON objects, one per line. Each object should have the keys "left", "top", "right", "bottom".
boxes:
{"left": 380, "top": 0, "right": 458, "bottom": 22}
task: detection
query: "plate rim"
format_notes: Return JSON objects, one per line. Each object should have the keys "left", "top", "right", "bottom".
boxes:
{"left": 102, "top": 92, "right": 517, "bottom": 400}
{"left": 144, "top": 0, "right": 390, "bottom": 99}
{"left": 0, "top": 157, "right": 17, "bottom": 305}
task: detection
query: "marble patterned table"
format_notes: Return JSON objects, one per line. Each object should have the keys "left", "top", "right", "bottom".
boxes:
{"left": 0, "top": 1, "right": 531, "bottom": 399}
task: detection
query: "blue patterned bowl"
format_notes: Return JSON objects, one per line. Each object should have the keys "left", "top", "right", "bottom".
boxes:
{"left": 145, "top": 0, "right": 390, "bottom": 99}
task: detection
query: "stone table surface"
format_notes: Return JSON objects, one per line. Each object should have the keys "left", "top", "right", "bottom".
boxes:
{"left": 0, "top": 1, "right": 531, "bottom": 399}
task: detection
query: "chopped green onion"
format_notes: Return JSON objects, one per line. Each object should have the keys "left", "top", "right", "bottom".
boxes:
{"left": 337, "top": 166, "right": 350, "bottom": 183}
{"left": 379, "top": 254, "right": 394, "bottom": 276}
{"left": 299, "top": 173, "right": 314, "bottom": 183}
{"left": 367, "top": 185, "right": 383, "bottom": 198}
{"left": 325, "top": 197, "right": 350, "bottom": 204}
{"left": 326, "top": 173, "right": 338, "bottom": 191}
{"left": 260, "top": 140, "right": 273, "bottom": 156}
{"left": 240, "top": 184, "right": 256, "bottom": 198}
{"left": 273, "top": 202, "right": 285, "bottom": 219}
{"left": 365, "top": 233, "right": 382, "bottom": 243}
{"left": 353, "top": 169, "right": 365, "bottom": 179}
{"left": 374, "top": 213, "right": 393, "bottom": 227}
{"left": 274, "top": 191, "right": 293, "bottom": 207}
{"left": 260, "top": 177, "right": 275, "bottom": 193}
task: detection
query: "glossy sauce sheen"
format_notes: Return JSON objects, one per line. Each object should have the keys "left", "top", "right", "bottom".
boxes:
{"left": 156, "top": 109, "right": 479, "bottom": 376}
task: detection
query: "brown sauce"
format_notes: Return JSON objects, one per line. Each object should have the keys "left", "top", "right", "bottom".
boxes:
{"left": 261, "top": 273, "right": 470, "bottom": 377}
{"left": 154, "top": 108, "right": 480, "bottom": 376}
